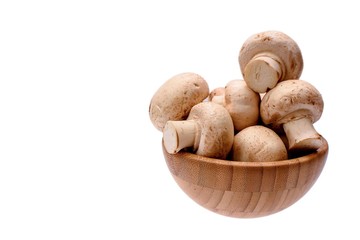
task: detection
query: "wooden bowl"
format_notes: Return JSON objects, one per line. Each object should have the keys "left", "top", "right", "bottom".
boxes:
{"left": 162, "top": 136, "right": 328, "bottom": 218}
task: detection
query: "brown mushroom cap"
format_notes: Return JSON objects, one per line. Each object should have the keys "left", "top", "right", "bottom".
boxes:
{"left": 260, "top": 79, "right": 323, "bottom": 129}
{"left": 239, "top": 31, "right": 303, "bottom": 93}
{"left": 209, "top": 87, "right": 225, "bottom": 105}
{"left": 163, "top": 102, "right": 234, "bottom": 159}
{"left": 209, "top": 80, "right": 260, "bottom": 132}
{"left": 232, "top": 125, "right": 288, "bottom": 162}
{"left": 224, "top": 80, "right": 260, "bottom": 131}
{"left": 149, "top": 72, "right": 209, "bottom": 131}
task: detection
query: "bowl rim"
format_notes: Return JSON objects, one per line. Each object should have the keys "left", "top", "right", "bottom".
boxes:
{"left": 162, "top": 136, "right": 328, "bottom": 169}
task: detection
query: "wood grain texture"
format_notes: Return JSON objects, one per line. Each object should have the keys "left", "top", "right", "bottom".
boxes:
{"left": 162, "top": 137, "right": 328, "bottom": 218}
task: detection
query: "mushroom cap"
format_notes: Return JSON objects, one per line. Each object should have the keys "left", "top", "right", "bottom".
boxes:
{"left": 188, "top": 102, "right": 234, "bottom": 159}
{"left": 149, "top": 72, "right": 209, "bottom": 131}
{"left": 209, "top": 87, "right": 225, "bottom": 106}
{"left": 224, "top": 80, "right": 260, "bottom": 131}
{"left": 260, "top": 79, "right": 324, "bottom": 129}
{"left": 239, "top": 31, "right": 303, "bottom": 82}
{"left": 232, "top": 125, "right": 288, "bottom": 162}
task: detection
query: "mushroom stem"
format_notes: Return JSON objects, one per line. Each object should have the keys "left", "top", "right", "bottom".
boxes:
{"left": 163, "top": 120, "right": 200, "bottom": 154}
{"left": 283, "top": 117, "right": 322, "bottom": 151}
{"left": 244, "top": 53, "right": 284, "bottom": 93}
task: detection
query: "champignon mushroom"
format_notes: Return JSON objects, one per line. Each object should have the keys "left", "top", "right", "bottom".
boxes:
{"left": 163, "top": 102, "right": 234, "bottom": 159}
{"left": 232, "top": 125, "right": 288, "bottom": 162}
{"left": 209, "top": 80, "right": 260, "bottom": 132}
{"left": 239, "top": 31, "right": 303, "bottom": 93}
{"left": 208, "top": 87, "right": 225, "bottom": 105}
{"left": 149, "top": 72, "right": 209, "bottom": 131}
{"left": 260, "top": 79, "right": 324, "bottom": 151}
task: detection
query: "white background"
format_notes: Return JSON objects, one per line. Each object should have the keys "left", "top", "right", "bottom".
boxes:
{"left": 0, "top": 1, "right": 358, "bottom": 239}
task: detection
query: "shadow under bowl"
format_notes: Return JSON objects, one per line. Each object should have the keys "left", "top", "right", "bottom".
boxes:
{"left": 162, "top": 137, "right": 328, "bottom": 218}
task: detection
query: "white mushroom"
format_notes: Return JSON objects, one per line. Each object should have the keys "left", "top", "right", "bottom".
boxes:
{"left": 239, "top": 31, "right": 303, "bottom": 93}
{"left": 149, "top": 72, "right": 209, "bottom": 131}
{"left": 209, "top": 80, "right": 260, "bottom": 132}
{"left": 260, "top": 79, "right": 324, "bottom": 151}
{"left": 232, "top": 125, "right": 288, "bottom": 162}
{"left": 163, "top": 102, "right": 234, "bottom": 159}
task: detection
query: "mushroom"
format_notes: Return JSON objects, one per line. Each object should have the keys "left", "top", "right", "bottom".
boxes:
{"left": 239, "top": 31, "right": 303, "bottom": 93}
{"left": 208, "top": 87, "right": 225, "bottom": 105}
{"left": 209, "top": 80, "right": 260, "bottom": 132}
{"left": 232, "top": 125, "right": 288, "bottom": 162}
{"left": 260, "top": 79, "right": 324, "bottom": 151}
{"left": 149, "top": 72, "right": 209, "bottom": 131}
{"left": 163, "top": 102, "right": 234, "bottom": 159}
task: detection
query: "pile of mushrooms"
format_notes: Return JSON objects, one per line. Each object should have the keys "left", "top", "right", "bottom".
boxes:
{"left": 149, "top": 30, "right": 324, "bottom": 162}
